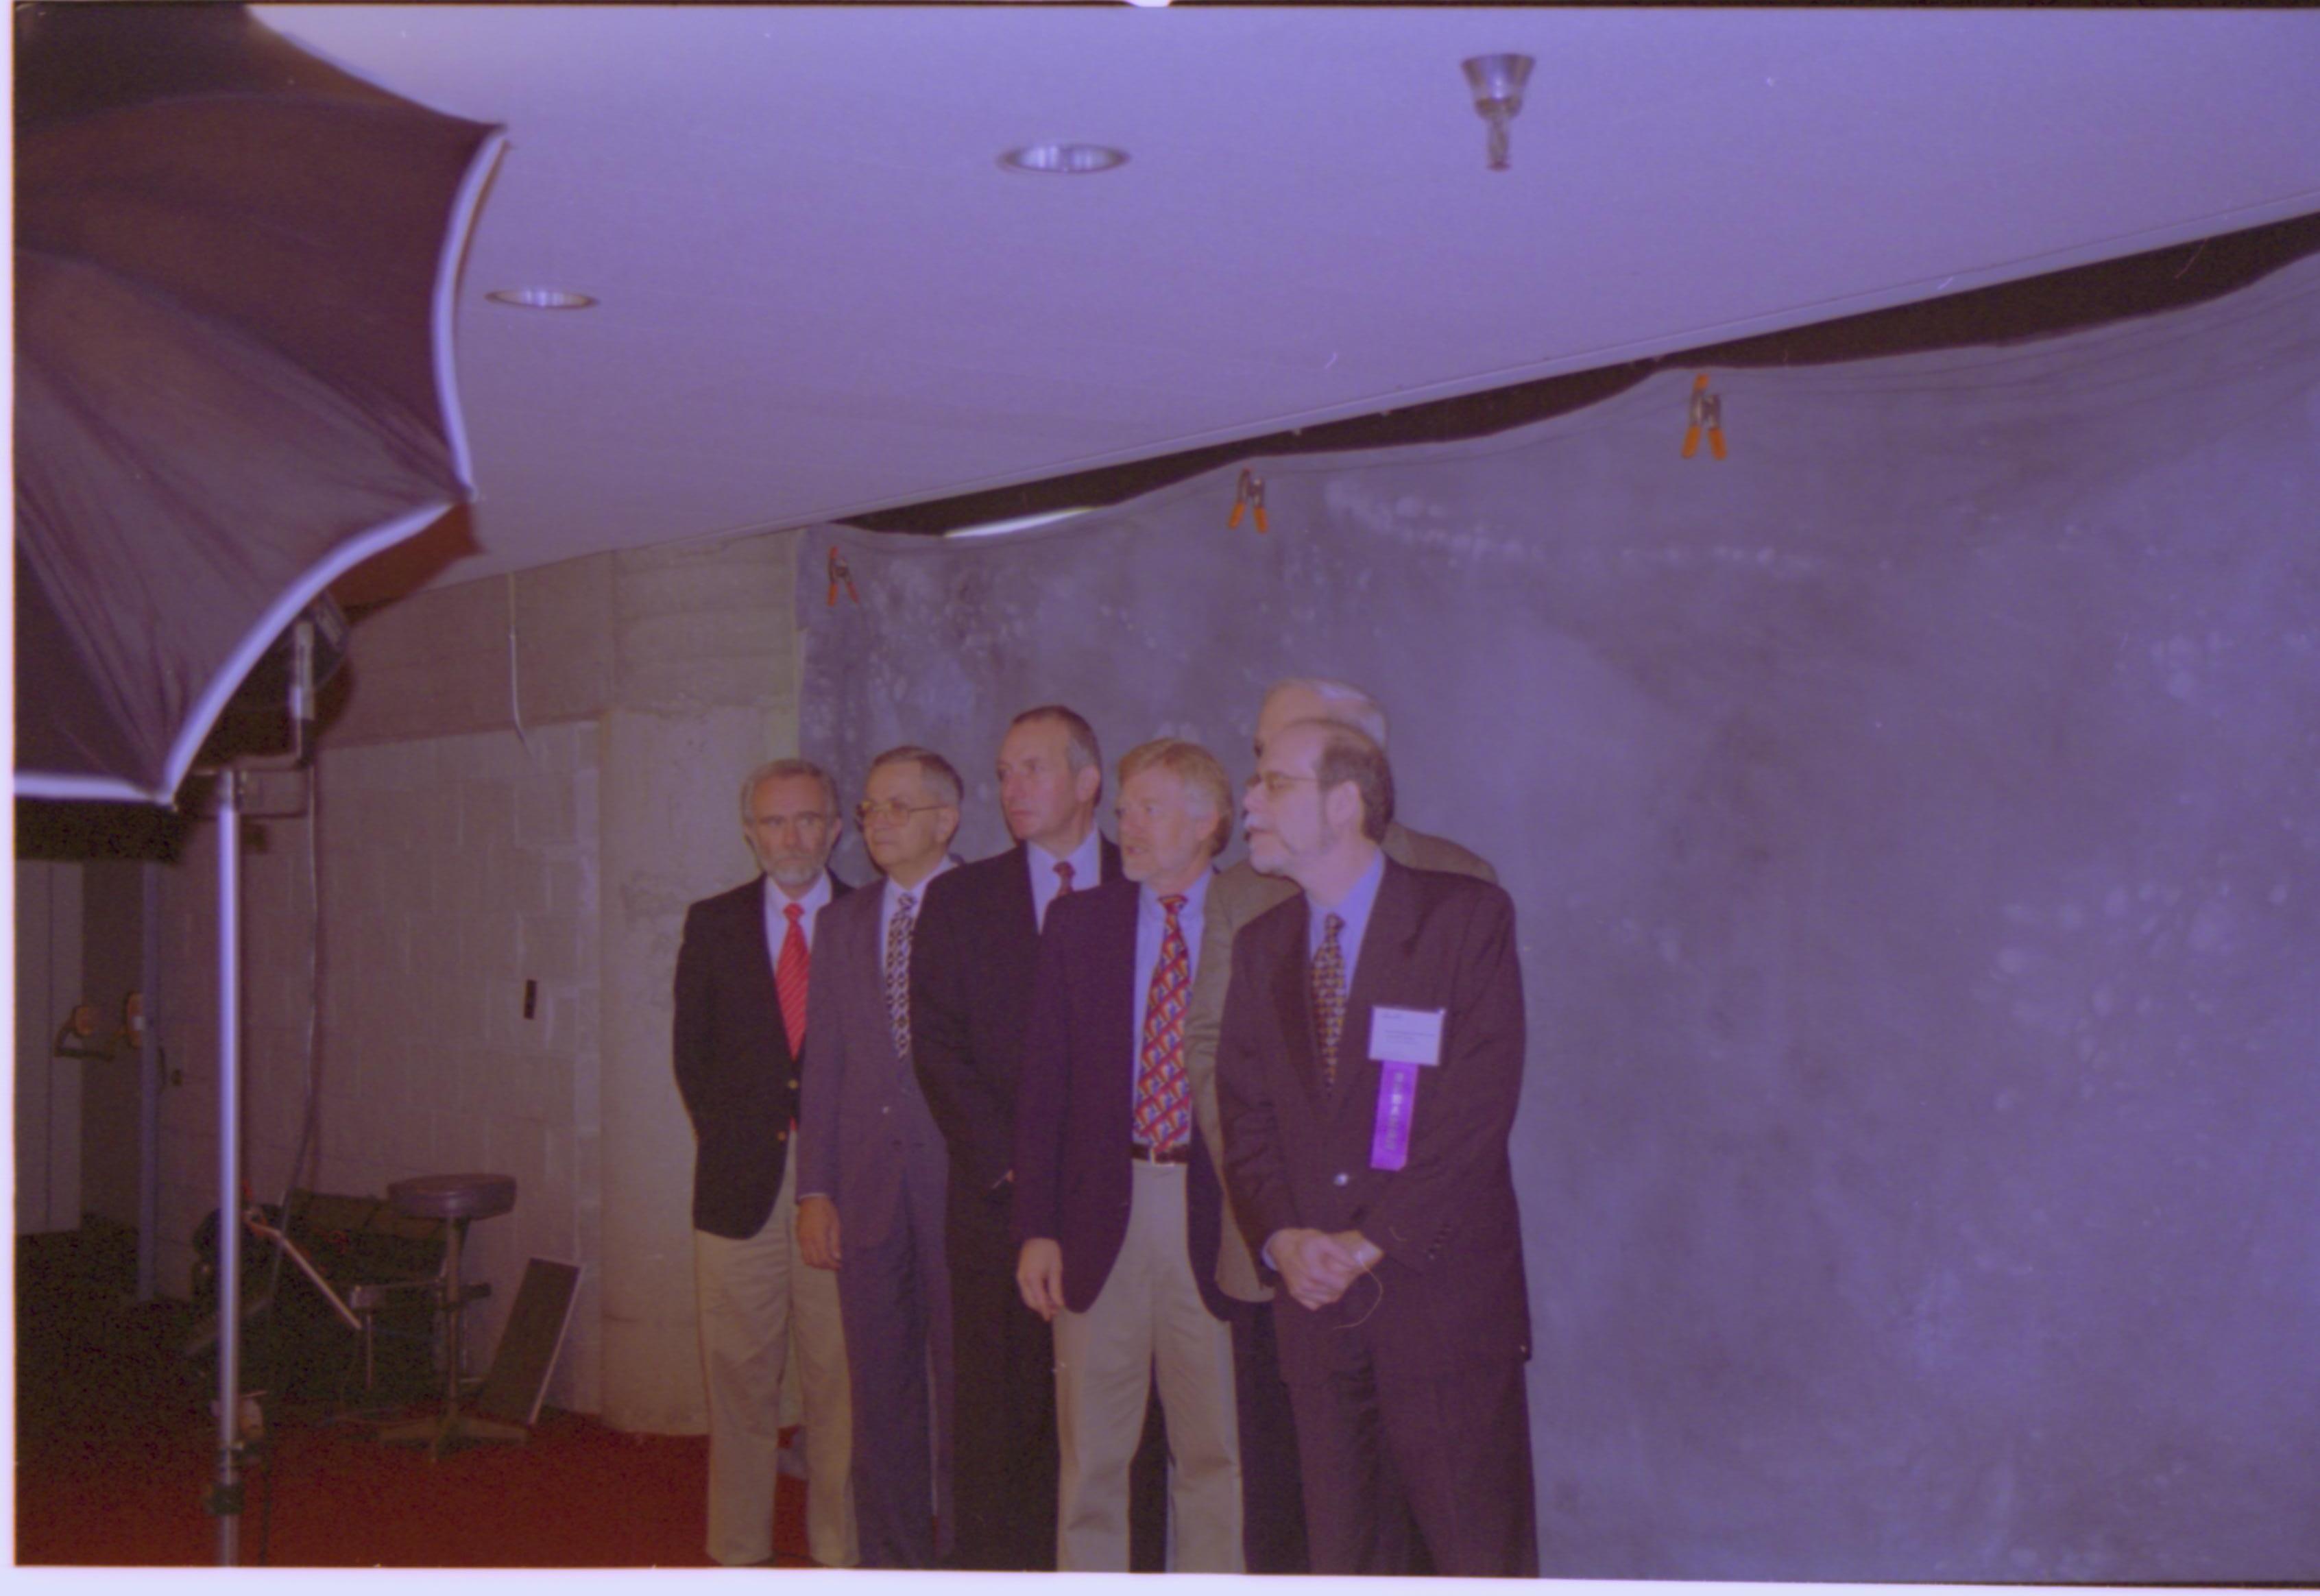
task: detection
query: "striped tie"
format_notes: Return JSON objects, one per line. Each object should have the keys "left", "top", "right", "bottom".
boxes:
{"left": 1132, "top": 895, "right": 1192, "bottom": 1152}
{"left": 1312, "top": 911, "right": 1346, "bottom": 1091}
{"left": 885, "top": 891, "right": 917, "bottom": 1061}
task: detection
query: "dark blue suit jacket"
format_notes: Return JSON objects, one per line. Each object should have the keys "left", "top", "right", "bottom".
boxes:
{"left": 1011, "top": 877, "right": 1231, "bottom": 1320}
{"left": 672, "top": 871, "right": 850, "bottom": 1238}
{"left": 910, "top": 838, "right": 1120, "bottom": 1196}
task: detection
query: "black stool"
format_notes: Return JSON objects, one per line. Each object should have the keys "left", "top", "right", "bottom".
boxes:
{"left": 378, "top": 1172, "right": 524, "bottom": 1459}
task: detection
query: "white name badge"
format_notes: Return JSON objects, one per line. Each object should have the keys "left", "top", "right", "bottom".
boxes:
{"left": 1368, "top": 1006, "right": 1446, "bottom": 1067}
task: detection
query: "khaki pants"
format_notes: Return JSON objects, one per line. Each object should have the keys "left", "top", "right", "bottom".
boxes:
{"left": 694, "top": 1155, "right": 858, "bottom": 1567}
{"left": 1052, "top": 1160, "right": 1242, "bottom": 1572}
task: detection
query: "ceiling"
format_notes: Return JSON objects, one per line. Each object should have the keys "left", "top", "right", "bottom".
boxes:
{"left": 252, "top": 6, "right": 2320, "bottom": 597}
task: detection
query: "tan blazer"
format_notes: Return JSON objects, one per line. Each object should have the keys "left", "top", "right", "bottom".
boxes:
{"left": 1182, "top": 819, "right": 1496, "bottom": 1301}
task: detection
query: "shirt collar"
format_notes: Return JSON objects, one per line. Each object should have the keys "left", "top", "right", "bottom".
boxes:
{"left": 884, "top": 856, "right": 954, "bottom": 914}
{"left": 768, "top": 869, "right": 832, "bottom": 920}
{"left": 1027, "top": 828, "right": 1102, "bottom": 887}
{"left": 1309, "top": 847, "right": 1384, "bottom": 929}
{"left": 1140, "top": 864, "right": 1212, "bottom": 919}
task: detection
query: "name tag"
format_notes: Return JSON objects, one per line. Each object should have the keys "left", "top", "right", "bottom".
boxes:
{"left": 1367, "top": 1007, "right": 1444, "bottom": 1172}
{"left": 1368, "top": 1006, "right": 1445, "bottom": 1067}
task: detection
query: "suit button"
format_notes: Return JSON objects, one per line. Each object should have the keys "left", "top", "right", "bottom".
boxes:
{"left": 788, "top": 1079, "right": 799, "bottom": 1091}
{"left": 1332, "top": 1172, "right": 1349, "bottom": 1187}
{"left": 881, "top": 1106, "right": 892, "bottom": 1115}
{"left": 776, "top": 1129, "right": 788, "bottom": 1143}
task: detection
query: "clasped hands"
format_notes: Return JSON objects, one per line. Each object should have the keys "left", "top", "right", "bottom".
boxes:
{"left": 1266, "top": 1227, "right": 1383, "bottom": 1310}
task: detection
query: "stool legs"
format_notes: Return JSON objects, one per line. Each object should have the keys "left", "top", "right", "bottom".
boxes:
{"left": 380, "top": 1218, "right": 526, "bottom": 1458}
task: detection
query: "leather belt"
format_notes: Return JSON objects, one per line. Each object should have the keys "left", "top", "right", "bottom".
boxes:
{"left": 1130, "top": 1142, "right": 1191, "bottom": 1165}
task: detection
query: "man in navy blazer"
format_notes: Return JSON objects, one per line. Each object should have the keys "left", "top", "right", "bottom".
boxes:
{"left": 795, "top": 745, "right": 965, "bottom": 1568}
{"left": 673, "top": 758, "right": 858, "bottom": 1567}
{"left": 1217, "top": 720, "right": 1538, "bottom": 1577}
{"left": 1015, "top": 738, "right": 1244, "bottom": 1572}
{"left": 910, "top": 705, "right": 1121, "bottom": 1570}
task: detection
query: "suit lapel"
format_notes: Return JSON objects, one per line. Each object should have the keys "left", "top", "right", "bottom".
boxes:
{"left": 1098, "top": 884, "right": 1141, "bottom": 1102}
{"left": 1001, "top": 842, "right": 1038, "bottom": 944}
{"left": 735, "top": 875, "right": 793, "bottom": 1061}
{"left": 1334, "top": 859, "right": 1419, "bottom": 1124}
{"left": 1267, "top": 893, "right": 1326, "bottom": 1102}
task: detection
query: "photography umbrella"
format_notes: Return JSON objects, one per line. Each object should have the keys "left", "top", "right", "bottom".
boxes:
{"left": 13, "top": 1, "right": 505, "bottom": 804}
{"left": 12, "top": 5, "right": 506, "bottom": 1562}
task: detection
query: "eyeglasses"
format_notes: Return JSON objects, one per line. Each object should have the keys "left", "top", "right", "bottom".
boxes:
{"left": 1242, "top": 772, "right": 1320, "bottom": 799}
{"left": 855, "top": 799, "right": 949, "bottom": 825}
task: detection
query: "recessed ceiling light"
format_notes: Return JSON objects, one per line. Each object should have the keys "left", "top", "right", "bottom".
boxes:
{"left": 998, "top": 143, "right": 1127, "bottom": 176}
{"left": 485, "top": 287, "right": 598, "bottom": 310}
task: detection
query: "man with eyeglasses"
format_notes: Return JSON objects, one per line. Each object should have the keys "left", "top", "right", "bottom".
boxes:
{"left": 795, "top": 747, "right": 965, "bottom": 1568}
{"left": 673, "top": 758, "right": 858, "bottom": 1567}
{"left": 1218, "top": 719, "right": 1536, "bottom": 1576}
{"left": 1180, "top": 677, "right": 1495, "bottom": 1573}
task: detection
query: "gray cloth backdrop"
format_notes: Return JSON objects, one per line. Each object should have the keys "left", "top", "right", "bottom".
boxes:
{"left": 796, "top": 250, "right": 2320, "bottom": 1582}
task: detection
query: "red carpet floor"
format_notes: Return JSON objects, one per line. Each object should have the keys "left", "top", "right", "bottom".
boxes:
{"left": 14, "top": 1223, "right": 807, "bottom": 1567}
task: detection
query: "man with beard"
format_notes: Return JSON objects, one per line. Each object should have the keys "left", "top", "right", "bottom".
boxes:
{"left": 673, "top": 758, "right": 859, "bottom": 1568}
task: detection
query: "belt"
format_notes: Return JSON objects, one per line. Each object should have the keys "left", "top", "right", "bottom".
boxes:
{"left": 1130, "top": 1141, "right": 1191, "bottom": 1165}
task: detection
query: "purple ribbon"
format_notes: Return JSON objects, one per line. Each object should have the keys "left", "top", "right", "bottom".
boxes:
{"left": 1370, "top": 1060, "right": 1421, "bottom": 1170}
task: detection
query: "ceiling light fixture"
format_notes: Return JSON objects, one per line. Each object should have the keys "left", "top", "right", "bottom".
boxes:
{"left": 485, "top": 287, "right": 598, "bottom": 310}
{"left": 998, "top": 143, "right": 1127, "bottom": 176}
{"left": 1461, "top": 53, "right": 1534, "bottom": 172}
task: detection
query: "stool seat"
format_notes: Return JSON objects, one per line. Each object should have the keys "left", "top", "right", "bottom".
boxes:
{"left": 378, "top": 1172, "right": 522, "bottom": 1460}
{"left": 389, "top": 1173, "right": 516, "bottom": 1224}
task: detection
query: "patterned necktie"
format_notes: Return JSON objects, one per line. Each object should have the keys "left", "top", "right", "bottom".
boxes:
{"left": 775, "top": 900, "right": 810, "bottom": 1052}
{"left": 1312, "top": 911, "right": 1346, "bottom": 1091}
{"left": 1133, "top": 895, "right": 1192, "bottom": 1152}
{"left": 885, "top": 891, "right": 917, "bottom": 1061}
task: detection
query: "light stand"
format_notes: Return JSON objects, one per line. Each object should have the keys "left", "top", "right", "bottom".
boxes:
{"left": 201, "top": 614, "right": 327, "bottom": 1567}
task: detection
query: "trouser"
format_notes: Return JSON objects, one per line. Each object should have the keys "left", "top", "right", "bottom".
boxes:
{"left": 1229, "top": 1296, "right": 1310, "bottom": 1572}
{"left": 694, "top": 1155, "right": 858, "bottom": 1567}
{"left": 1285, "top": 1327, "right": 1536, "bottom": 1577}
{"left": 944, "top": 1175, "right": 1057, "bottom": 1569}
{"left": 834, "top": 1172, "right": 952, "bottom": 1568}
{"left": 1051, "top": 1160, "right": 1243, "bottom": 1573}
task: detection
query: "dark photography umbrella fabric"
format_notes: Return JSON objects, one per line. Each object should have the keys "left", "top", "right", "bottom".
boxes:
{"left": 13, "top": 3, "right": 504, "bottom": 805}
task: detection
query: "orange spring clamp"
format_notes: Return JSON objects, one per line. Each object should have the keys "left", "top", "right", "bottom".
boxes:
{"left": 1227, "top": 468, "right": 1268, "bottom": 533}
{"left": 826, "top": 546, "right": 860, "bottom": 607}
{"left": 1681, "top": 374, "right": 1726, "bottom": 461}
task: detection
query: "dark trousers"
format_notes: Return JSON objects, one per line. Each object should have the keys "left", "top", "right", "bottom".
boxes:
{"left": 944, "top": 1178, "right": 1057, "bottom": 1570}
{"left": 836, "top": 1177, "right": 952, "bottom": 1569}
{"left": 1229, "top": 1299, "right": 1310, "bottom": 1573}
{"left": 1285, "top": 1325, "right": 1537, "bottom": 1577}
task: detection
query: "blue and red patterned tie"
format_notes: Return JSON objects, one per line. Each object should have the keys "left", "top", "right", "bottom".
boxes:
{"left": 1132, "top": 895, "right": 1192, "bottom": 1152}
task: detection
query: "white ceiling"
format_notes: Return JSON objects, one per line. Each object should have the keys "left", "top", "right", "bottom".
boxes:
{"left": 256, "top": 5, "right": 2320, "bottom": 590}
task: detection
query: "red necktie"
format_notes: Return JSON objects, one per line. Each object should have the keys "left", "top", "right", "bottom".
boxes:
{"left": 1133, "top": 895, "right": 1192, "bottom": 1152}
{"left": 1053, "top": 860, "right": 1076, "bottom": 896}
{"left": 775, "top": 900, "right": 810, "bottom": 1052}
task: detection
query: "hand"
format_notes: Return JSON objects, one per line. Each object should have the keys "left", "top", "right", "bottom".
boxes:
{"left": 797, "top": 1195, "right": 842, "bottom": 1270}
{"left": 1017, "top": 1238, "right": 1065, "bottom": 1322}
{"left": 1329, "top": 1230, "right": 1383, "bottom": 1272}
{"left": 1267, "top": 1227, "right": 1365, "bottom": 1309}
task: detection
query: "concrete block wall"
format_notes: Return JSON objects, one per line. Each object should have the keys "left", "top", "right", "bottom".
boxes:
{"left": 153, "top": 525, "right": 801, "bottom": 1429}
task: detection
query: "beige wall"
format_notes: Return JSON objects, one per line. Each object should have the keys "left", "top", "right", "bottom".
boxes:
{"left": 154, "top": 527, "right": 803, "bottom": 1427}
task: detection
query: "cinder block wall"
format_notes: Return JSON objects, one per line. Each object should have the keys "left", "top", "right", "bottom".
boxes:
{"left": 154, "top": 527, "right": 802, "bottom": 1426}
